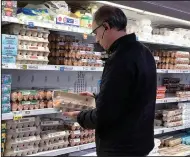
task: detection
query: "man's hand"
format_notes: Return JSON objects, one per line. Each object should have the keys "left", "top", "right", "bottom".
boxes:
{"left": 80, "top": 91, "right": 94, "bottom": 97}
{"left": 63, "top": 111, "right": 80, "bottom": 118}
{"left": 63, "top": 92, "right": 93, "bottom": 119}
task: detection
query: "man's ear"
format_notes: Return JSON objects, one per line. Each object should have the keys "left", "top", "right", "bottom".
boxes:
{"left": 103, "top": 22, "right": 110, "bottom": 30}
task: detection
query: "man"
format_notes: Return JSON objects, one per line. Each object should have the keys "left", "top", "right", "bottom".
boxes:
{"left": 64, "top": 5, "right": 157, "bottom": 156}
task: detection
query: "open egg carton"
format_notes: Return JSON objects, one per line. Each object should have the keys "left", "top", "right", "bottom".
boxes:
{"left": 52, "top": 90, "right": 95, "bottom": 112}
{"left": 2, "top": 23, "right": 50, "bottom": 65}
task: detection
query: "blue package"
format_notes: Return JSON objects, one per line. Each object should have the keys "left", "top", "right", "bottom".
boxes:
{"left": 2, "top": 104, "right": 11, "bottom": 113}
{"left": 2, "top": 55, "right": 16, "bottom": 64}
{"left": 2, "top": 94, "right": 10, "bottom": 104}
{"left": 2, "top": 74, "right": 12, "bottom": 85}
{"left": 2, "top": 34, "right": 18, "bottom": 45}
{"left": 2, "top": 44, "right": 17, "bottom": 56}
{"left": 2, "top": 84, "right": 11, "bottom": 94}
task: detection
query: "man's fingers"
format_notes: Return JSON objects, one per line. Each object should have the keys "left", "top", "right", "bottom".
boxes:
{"left": 63, "top": 111, "right": 80, "bottom": 117}
{"left": 80, "top": 92, "right": 88, "bottom": 96}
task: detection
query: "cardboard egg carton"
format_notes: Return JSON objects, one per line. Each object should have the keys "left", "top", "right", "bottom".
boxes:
{"left": 39, "top": 140, "right": 69, "bottom": 152}
{"left": 41, "top": 130, "right": 70, "bottom": 142}
{"left": 6, "top": 135, "right": 41, "bottom": 149}
{"left": 7, "top": 126, "right": 41, "bottom": 140}
{"left": 16, "top": 55, "right": 49, "bottom": 65}
{"left": 3, "top": 23, "right": 50, "bottom": 38}
{"left": 52, "top": 90, "right": 95, "bottom": 111}
{"left": 6, "top": 117, "right": 40, "bottom": 130}
{"left": 4, "top": 146, "right": 39, "bottom": 156}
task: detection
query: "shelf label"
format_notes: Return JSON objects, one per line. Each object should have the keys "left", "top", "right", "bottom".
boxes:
{"left": 28, "top": 65, "right": 38, "bottom": 70}
{"left": 13, "top": 111, "right": 22, "bottom": 121}
{"left": 28, "top": 22, "right": 34, "bottom": 28}
{"left": 60, "top": 66, "right": 64, "bottom": 71}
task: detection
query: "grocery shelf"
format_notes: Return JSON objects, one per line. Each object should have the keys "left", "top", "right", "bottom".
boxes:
{"left": 157, "top": 69, "right": 190, "bottom": 74}
{"left": 2, "top": 97, "right": 189, "bottom": 120}
{"left": 2, "top": 64, "right": 104, "bottom": 72}
{"left": 2, "top": 16, "right": 190, "bottom": 51}
{"left": 2, "top": 64, "right": 190, "bottom": 73}
{"left": 154, "top": 125, "right": 190, "bottom": 135}
{"left": 156, "top": 97, "right": 190, "bottom": 104}
{"left": 28, "top": 143, "right": 95, "bottom": 156}
{"left": 2, "top": 108, "right": 60, "bottom": 120}
{"left": 2, "top": 16, "right": 92, "bottom": 34}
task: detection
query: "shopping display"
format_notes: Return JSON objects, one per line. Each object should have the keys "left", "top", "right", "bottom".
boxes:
{"left": 1, "top": 0, "right": 190, "bottom": 156}
{"left": 153, "top": 51, "right": 190, "bottom": 70}
{"left": 48, "top": 32, "right": 102, "bottom": 66}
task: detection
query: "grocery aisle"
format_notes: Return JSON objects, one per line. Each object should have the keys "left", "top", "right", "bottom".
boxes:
{"left": 1, "top": 1, "right": 190, "bottom": 156}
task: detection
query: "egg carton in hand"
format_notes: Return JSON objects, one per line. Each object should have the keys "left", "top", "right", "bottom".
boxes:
{"left": 39, "top": 140, "right": 69, "bottom": 152}
{"left": 4, "top": 145, "right": 39, "bottom": 156}
{"left": 6, "top": 135, "right": 41, "bottom": 150}
{"left": 7, "top": 126, "right": 41, "bottom": 140}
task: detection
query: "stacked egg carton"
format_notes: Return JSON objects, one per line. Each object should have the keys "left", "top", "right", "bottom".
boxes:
{"left": 178, "top": 102, "right": 190, "bottom": 128}
{"left": 48, "top": 32, "right": 102, "bottom": 67}
{"left": 2, "top": 74, "right": 12, "bottom": 113}
{"left": 2, "top": 23, "right": 50, "bottom": 65}
{"left": 4, "top": 117, "right": 41, "bottom": 156}
{"left": 39, "top": 118, "right": 69, "bottom": 152}
{"left": 11, "top": 89, "right": 53, "bottom": 111}
{"left": 64, "top": 121, "right": 95, "bottom": 146}
{"left": 153, "top": 50, "right": 190, "bottom": 70}
{"left": 135, "top": 19, "right": 153, "bottom": 41}
{"left": 155, "top": 107, "right": 183, "bottom": 128}
{"left": 156, "top": 86, "right": 166, "bottom": 99}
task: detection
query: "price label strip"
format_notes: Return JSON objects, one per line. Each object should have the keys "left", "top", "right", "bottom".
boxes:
{"left": 13, "top": 111, "right": 23, "bottom": 121}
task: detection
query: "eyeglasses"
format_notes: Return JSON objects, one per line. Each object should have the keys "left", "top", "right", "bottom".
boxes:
{"left": 91, "top": 23, "right": 104, "bottom": 36}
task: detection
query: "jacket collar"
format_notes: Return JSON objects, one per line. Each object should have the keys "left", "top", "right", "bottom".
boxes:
{"left": 107, "top": 33, "right": 137, "bottom": 54}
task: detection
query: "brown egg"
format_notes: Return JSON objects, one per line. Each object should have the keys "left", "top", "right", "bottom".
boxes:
{"left": 11, "top": 92, "right": 18, "bottom": 102}
{"left": 17, "top": 103, "right": 23, "bottom": 111}
{"left": 23, "top": 94, "right": 29, "bottom": 101}
{"left": 12, "top": 103, "right": 18, "bottom": 111}
{"left": 34, "top": 104, "right": 40, "bottom": 109}
{"left": 17, "top": 92, "right": 23, "bottom": 101}
{"left": 53, "top": 100, "right": 61, "bottom": 108}
{"left": 39, "top": 101, "right": 45, "bottom": 109}
{"left": 28, "top": 94, "right": 34, "bottom": 101}
{"left": 47, "top": 100, "right": 53, "bottom": 108}
{"left": 23, "top": 104, "right": 29, "bottom": 110}
{"left": 46, "top": 91, "right": 52, "bottom": 100}
{"left": 38, "top": 90, "right": 45, "bottom": 100}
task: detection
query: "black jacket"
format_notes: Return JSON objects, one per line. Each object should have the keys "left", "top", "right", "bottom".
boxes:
{"left": 77, "top": 33, "right": 157, "bottom": 156}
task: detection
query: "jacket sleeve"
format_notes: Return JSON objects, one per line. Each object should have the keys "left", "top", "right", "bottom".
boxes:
{"left": 77, "top": 55, "right": 135, "bottom": 130}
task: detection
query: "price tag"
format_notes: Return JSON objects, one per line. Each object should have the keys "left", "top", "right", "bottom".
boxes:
{"left": 60, "top": 66, "right": 64, "bottom": 71}
{"left": 28, "top": 65, "right": 38, "bottom": 70}
{"left": 20, "top": 64, "right": 27, "bottom": 70}
{"left": 13, "top": 111, "right": 22, "bottom": 121}
{"left": 28, "top": 22, "right": 34, "bottom": 28}
{"left": 24, "top": 110, "right": 30, "bottom": 115}
{"left": 83, "top": 67, "right": 89, "bottom": 71}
